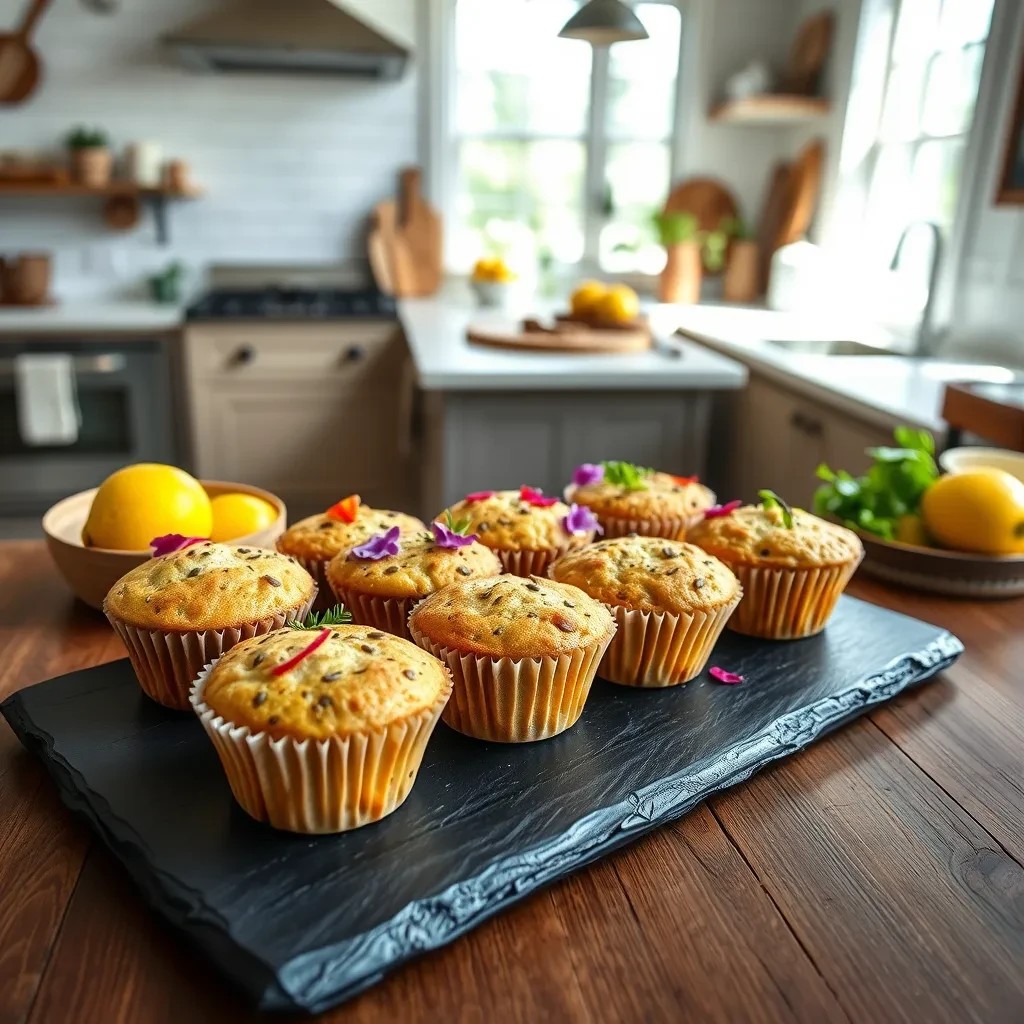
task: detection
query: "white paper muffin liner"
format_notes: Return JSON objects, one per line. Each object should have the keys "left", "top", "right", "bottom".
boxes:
{"left": 599, "top": 596, "right": 741, "bottom": 687}
{"left": 106, "top": 592, "right": 316, "bottom": 711}
{"left": 491, "top": 534, "right": 594, "bottom": 579}
{"left": 329, "top": 586, "right": 416, "bottom": 641}
{"left": 190, "top": 661, "right": 451, "bottom": 834}
{"left": 597, "top": 514, "right": 691, "bottom": 541}
{"left": 725, "top": 556, "right": 863, "bottom": 639}
{"left": 408, "top": 620, "right": 614, "bottom": 743}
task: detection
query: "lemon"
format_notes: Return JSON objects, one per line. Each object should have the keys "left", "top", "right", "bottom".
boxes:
{"left": 82, "top": 463, "right": 212, "bottom": 550}
{"left": 920, "top": 468, "right": 1024, "bottom": 555}
{"left": 209, "top": 492, "right": 278, "bottom": 542}
{"left": 472, "top": 256, "right": 514, "bottom": 283}
{"left": 570, "top": 280, "right": 607, "bottom": 318}
{"left": 594, "top": 283, "right": 640, "bottom": 324}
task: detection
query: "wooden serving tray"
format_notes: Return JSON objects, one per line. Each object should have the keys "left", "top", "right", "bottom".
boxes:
{"left": 1, "top": 597, "right": 961, "bottom": 1014}
{"left": 467, "top": 313, "right": 651, "bottom": 354}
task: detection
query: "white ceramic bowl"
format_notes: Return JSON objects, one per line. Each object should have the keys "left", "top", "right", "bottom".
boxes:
{"left": 938, "top": 447, "right": 1024, "bottom": 484}
{"left": 470, "top": 279, "right": 512, "bottom": 308}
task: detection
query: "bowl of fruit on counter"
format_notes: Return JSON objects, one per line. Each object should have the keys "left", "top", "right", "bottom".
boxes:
{"left": 814, "top": 427, "right": 1024, "bottom": 597}
{"left": 470, "top": 255, "right": 517, "bottom": 308}
{"left": 42, "top": 464, "right": 286, "bottom": 610}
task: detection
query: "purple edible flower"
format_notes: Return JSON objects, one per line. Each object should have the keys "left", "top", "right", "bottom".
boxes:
{"left": 563, "top": 503, "right": 603, "bottom": 537}
{"left": 703, "top": 499, "right": 743, "bottom": 520}
{"left": 349, "top": 526, "right": 401, "bottom": 561}
{"left": 150, "top": 534, "right": 207, "bottom": 558}
{"left": 572, "top": 463, "right": 605, "bottom": 487}
{"left": 432, "top": 520, "right": 478, "bottom": 549}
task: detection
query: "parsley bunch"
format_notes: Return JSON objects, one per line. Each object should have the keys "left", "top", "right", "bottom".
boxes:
{"left": 602, "top": 460, "right": 653, "bottom": 492}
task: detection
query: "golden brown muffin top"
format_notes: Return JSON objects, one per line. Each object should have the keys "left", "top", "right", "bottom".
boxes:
{"left": 570, "top": 471, "right": 715, "bottom": 522}
{"left": 327, "top": 533, "right": 502, "bottom": 600}
{"left": 200, "top": 625, "right": 450, "bottom": 740}
{"left": 409, "top": 574, "right": 614, "bottom": 659}
{"left": 438, "top": 489, "right": 586, "bottom": 551}
{"left": 276, "top": 507, "right": 425, "bottom": 561}
{"left": 104, "top": 542, "right": 315, "bottom": 631}
{"left": 550, "top": 536, "right": 741, "bottom": 614}
{"left": 687, "top": 504, "right": 864, "bottom": 569}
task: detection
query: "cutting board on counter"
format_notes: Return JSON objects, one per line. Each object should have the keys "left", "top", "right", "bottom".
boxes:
{"left": 467, "top": 315, "right": 651, "bottom": 354}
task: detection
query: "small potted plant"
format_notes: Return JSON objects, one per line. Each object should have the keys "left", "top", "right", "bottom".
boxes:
{"left": 66, "top": 126, "right": 113, "bottom": 188}
{"left": 652, "top": 211, "right": 701, "bottom": 304}
{"left": 721, "top": 217, "right": 761, "bottom": 303}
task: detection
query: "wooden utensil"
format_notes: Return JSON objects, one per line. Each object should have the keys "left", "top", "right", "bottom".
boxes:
{"left": 781, "top": 10, "right": 834, "bottom": 95}
{"left": 467, "top": 317, "right": 651, "bottom": 354}
{"left": 394, "top": 167, "right": 442, "bottom": 297}
{"left": 663, "top": 177, "right": 739, "bottom": 277}
{"left": 367, "top": 206, "right": 395, "bottom": 295}
{"left": 0, "top": 0, "right": 50, "bottom": 105}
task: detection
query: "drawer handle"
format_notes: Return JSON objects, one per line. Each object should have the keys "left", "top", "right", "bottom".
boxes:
{"left": 233, "top": 345, "right": 255, "bottom": 366}
{"left": 342, "top": 345, "right": 366, "bottom": 363}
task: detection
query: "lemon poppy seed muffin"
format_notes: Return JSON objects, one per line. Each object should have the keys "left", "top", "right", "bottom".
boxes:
{"left": 550, "top": 536, "right": 741, "bottom": 687}
{"left": 687, "top": 503, "right": 864, "bottom": 639}
{"left": 192, "top": 625, "right": 451, "bottom": 833}
{"left": 408, "top": 574, "right": 615, "bottom": 742}
{"left": 104, "top": 542, "right": 316, "bottom": 710}
{"left": 327, "top": 533, "right": 501, "bottom": 639}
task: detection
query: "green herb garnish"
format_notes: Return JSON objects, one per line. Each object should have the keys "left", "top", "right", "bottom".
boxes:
{"left": 602, "top": 460, "right": 653, "bottom": 492}
{"left": 444, "top": 508, "right": 473, "bottom": 535}
{"left": 813, "top": 426, "right": 938, "bottom": 540}
{"left": 286, "top": 605, "right": 353, "bottom": 630}
{"left": 758, "top": 489, "right": 794, "bottom": 528}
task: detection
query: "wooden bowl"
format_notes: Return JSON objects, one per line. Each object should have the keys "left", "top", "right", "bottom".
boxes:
{"left": 42, "top": 480, "right": 287, "bottom": 611}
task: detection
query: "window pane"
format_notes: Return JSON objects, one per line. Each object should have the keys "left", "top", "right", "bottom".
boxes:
{"left": 600, "top": 142, "right": 671, "bottom": 273}
{"left": 891, "top": 0, "right": 940, "bottom": 64}
{"left": 921, "top": 44, "right": 984, "bottom": 136}
{"left": 879, "top": 59, "right": 928, "bottom": 141}
{"left": 938, "top": 0, "right": 993, "bottom": 47}
{"left": 865, "top": 143, "right": 914, "bottom": 262}
{"left": 911, "top": 138, "right": 964, "bottom": 226}
{"left": 455, "top": 0, "right": 591, "bottom": 135}
{"left": 606, "top": 3, "right": 681, "bottom": 140}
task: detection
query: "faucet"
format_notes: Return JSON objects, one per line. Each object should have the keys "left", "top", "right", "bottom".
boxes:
{"left": 890, "top": 221, "right": 943, "bottom": 357}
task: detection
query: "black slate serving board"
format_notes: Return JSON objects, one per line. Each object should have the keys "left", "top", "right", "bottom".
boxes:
{"left": 2, "top": 596, "right": 962, "bottom": 1015}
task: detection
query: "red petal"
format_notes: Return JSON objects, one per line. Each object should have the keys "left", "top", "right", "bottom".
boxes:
{"left": 709, "top": 666, "right": 745, "bottom": 685}
{"left": 271, "top": 627, "right": 332, "bottom": 677}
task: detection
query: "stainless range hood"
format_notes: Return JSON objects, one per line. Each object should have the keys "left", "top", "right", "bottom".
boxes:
{"left": 163, "top": 0, "right": 409, "bottom": 80}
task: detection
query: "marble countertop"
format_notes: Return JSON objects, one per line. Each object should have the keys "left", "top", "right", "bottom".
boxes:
{"left": 0, "top": 301, "right": 185, "bottom": 334}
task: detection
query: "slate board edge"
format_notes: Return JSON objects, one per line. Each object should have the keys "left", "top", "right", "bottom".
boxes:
{"left": 1, "top": 630, "right": 963, "bottom": 1015}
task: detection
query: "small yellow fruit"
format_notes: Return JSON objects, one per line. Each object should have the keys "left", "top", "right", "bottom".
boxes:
{"left": 594, "top": 283, "right": 640, "bottom": 324}
{"left": 472, "top": 256, "right": 514, "bottom": 283}
{"left": 920, "top": 468, "right": 1024, "bottom": 555}
{"left": 894, "top": 514, "right": 929, "bottom": 547}
{"left": 82, "top": 463, "right": 213, "bottom": 550}
{"left": 570, "top": 280, "right": 608, "bottom": 318}
{"left": 209, "top": 492, "right": 278, "bottom": 542}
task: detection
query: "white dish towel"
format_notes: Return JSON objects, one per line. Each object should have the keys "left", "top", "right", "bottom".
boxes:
{"left": 14, "top": 353, "right": 81, "bottom": 446}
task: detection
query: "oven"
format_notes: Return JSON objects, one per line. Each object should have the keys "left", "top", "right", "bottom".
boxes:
{"left": 0, "top": 337, "right": 178, "bottom": 516}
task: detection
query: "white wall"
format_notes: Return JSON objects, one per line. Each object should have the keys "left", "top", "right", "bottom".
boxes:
{"left": 0, "top": 0, "right": 420, "bottom": 299}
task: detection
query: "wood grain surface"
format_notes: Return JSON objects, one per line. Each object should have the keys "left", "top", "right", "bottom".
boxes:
{"left": 1, "top": 540, "right": 1023, "bottom": 1023}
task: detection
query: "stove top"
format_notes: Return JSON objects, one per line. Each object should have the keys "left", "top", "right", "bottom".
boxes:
{"left": 186, "top": 286, "right": 397, "bottom": 321}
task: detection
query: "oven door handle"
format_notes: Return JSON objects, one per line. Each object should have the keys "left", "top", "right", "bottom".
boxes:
{"left": 0, "top": 354, "right": 127, "bottom": 377}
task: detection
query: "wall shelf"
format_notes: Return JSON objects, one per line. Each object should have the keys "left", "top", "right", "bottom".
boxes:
{"left": 709, "top": 95, "right": 831, "bottom": 126}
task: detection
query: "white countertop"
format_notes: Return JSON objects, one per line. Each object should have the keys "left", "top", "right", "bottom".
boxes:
{"left": 0, "top": 301, "right": 185, "bottom": 334}
{"left": 397, "top": 297, "right": 748, "bottom": 391}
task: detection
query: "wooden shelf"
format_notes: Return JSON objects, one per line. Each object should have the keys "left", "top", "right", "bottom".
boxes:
{"left": 709, "top": 95, "right": 831, "bottom": 125}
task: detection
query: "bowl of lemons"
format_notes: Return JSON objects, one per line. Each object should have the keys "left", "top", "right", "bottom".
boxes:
{"left": 42, "top": 465, "right": 286, "bottom": 610}
{"left": 470, "top": 255, "right": 517, "bottom": 307}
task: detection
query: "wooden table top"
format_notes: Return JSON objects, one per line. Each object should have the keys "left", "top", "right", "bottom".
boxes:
{"left": 2, "top": 539, "right": 1023, "bottom": 1023}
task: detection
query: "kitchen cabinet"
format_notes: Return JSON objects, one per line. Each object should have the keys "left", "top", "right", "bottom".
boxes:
{"left": 728, "top": 374, "right": 892, "bottom": 507}
{"left": 182, "top": 323, "right": 414, "bottom": 518}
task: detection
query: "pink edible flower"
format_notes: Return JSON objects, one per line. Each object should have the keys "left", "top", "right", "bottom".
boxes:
{"left": 520, "top": 485, "right": 559, "bottom": 507}
{"left": 703, "top": 499, "right": 743, "bottom": 519}
{"left": 349, "top": 526, "right": 401, "bottom": 561}
{"left": 709, "top": 666, "right": 745, "bottom": 685}
{"left": 463, "top": 490, "right": 495, "bottom": 503}
{"left": 432, "top": 521, "right": 477, "bottom": 549}
{"left": 572, "top": 463, "right": 604, "bottom": 487}
{"left": 563, "top": 503, "right": 603, "bottom": 537}
{"left": 149, "top": 534, "right": 207, "bottom": 558}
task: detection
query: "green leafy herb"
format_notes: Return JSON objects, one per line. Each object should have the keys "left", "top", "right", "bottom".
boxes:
{"left": 813, "top": 426, "right": 938, "bottom": 540}
{"left": 602, "top": 460, "right": 653, "bottom": 492}
{"left": 286, "top": 605, "right": 353, "bottom": 630}
{"left": 651, "top": 210, "right": 699, "bottom": 247}
{"left": 444, "top": 508, "right": 473, "bottom": 536}
{"left": 758, "top": 489, "right": 794, "bottom": 528}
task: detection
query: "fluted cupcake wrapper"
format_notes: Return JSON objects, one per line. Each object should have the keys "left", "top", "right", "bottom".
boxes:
{"left": 599, "top": 597, "right": 741, "bottom": 687}
{"left": 190, "top": 661, "right": 451, "bottom": 834}
{"left": 596, "top": 513, "right": 693, "bottom": 542}
{"left": 106, "top": 593, "right": 317, "bottom": 711}
{"left": 293, "top": 556, "right": 337, "bottom": 614}
{"left": 725, "top": 556, "right": 864, "bottom": 639}
{"left": 493, "top": 536, "right": 594, "bottom": 580}
{"left": 408, "top": 621, "right": 614, "bottom": 743}
{"left": 329, "top": 585, "right": 415, "bottom": 641}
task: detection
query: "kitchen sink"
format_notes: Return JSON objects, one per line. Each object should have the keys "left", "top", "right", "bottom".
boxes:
{"left": 765, "top": 338, "right": 898, "bottom": 356}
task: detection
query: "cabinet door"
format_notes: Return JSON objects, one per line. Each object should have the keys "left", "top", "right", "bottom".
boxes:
{"left": 732, "top": 377, "right": 804, "bottom": 502}
{"left": 822, "top": 415, "right": 891, "bottom": 479}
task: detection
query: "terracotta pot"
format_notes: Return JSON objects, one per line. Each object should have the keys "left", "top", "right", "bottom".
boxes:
{"left": 0, "top": 253, "right": 51, "bottom": 305}
{"left": 71, "top": 147, "right": 113, "bottom": 187}
{"left": 658, "top": 242, "right": 702, "bottom": 304}
{"left": 723, "top": 239, "right": 762, "bottom": 302}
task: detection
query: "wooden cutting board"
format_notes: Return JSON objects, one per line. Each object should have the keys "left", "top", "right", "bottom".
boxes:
{"left": 0, "top": 0, "right": 50, "bottom": 105}
{"left": 757, "top": 161, "right": 793, "bottom": 292}
{"left": 394, "top": 167, "right": 442, "bottom": 297}
{"left": 663, "top": 176, "right": 739, "bottom": 233}
{"left": 467, "top": 316, "right": 651, "bottom": 354}
{"left": 781, "top": 11, "right": 834, "bottom": 95}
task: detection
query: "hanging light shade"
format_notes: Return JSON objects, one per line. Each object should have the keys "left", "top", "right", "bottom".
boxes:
{"left": 558, "top": 0, "right": 649, "bottom": 46}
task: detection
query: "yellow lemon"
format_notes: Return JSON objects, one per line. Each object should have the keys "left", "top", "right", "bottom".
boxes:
{"left": 594, "top": 283, "right": 640, "bottom": 324}
{"left": 82, "top": 463, "right": 212, "bottom": 550}
{"left": 209, "top": 492, "right": 278, "bottom": 542}
{"left": 570, "top": 280, "right": 608, "bottom": 318}
{"left": 920, "top": 468, "right": 1024, "bottom": 555}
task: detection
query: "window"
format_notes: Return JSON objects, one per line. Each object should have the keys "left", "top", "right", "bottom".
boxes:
{"left": 448, "top": 0, "right": 682, "bottom": 276}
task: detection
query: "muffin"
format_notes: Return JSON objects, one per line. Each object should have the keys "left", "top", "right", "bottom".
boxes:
{"left": 408, "top": 574, "right": 615, "bottom": 742}
{"left": 190, "top": 624, "right": 452, "bottom": 834}
{"left": 550, "top": 536, "right": 741, "bottom": 687}
{"left": 276, "top": 495, "right": 425, "bottom": 611}
{"left": 104, "top": 541, "right": 316, "bottom": 710}
{"left": 686, "top": 498, "right": 864, "bottom": 639}
{"left": 326, "top": 523, "right": 502, "bottom": 640}
{"left": 566, "top": 462, "right": 715, "bottom": 540}
{"left": 437, "top": 487, "right": 599, "bottom": 578}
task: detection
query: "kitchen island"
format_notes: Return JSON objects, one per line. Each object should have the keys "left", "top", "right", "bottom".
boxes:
{"left": 2, "top": 540, "right": 1023, "bottom": 1022}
